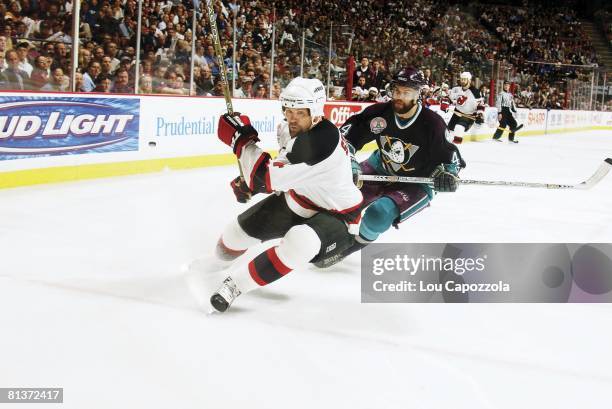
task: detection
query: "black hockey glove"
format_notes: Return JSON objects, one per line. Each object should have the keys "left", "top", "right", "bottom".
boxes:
{"left": 347, "top": 142, "right": 362, "bottom": 188}
{"left": 475, "top": 112, "right": 484, "bottom": 125}
{"left": 230, "top": 176, "right": 252, "bottom": 203}
{"left": 431, "top": 165, "right": 459, "bottom": 192}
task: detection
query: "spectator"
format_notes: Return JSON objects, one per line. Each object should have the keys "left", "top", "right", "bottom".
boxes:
{"left": 16, "top": 42, "right": 33, "bottom": 76}
{"left": 79, "top": 48, "right": 93, "bottom": 70}
{"left": 112, "top": 68, "right": 133, "bottom": 94}
{"left": 254, "top": 83, "right": 267, "bottom": 98}
{"left": 211, "top": 77, "right": 224, "bottom": 97}
{"left": 139, "top": 74, "right": 154, "bottom": 94}
{"left": 74, "top": 72, "right": 86, "bottom": 92}
{"left": 94, "top": 74, "right": 113, "bottom": 93}
{"left": 0, "top": 36, "right": 8, "bottom": 57}
{"left": 271, "top": 81, "right": 282, "bottom": 99}
{"left": 365, "top": 87, "right": 379, "bottom": 102}
{"left": 156, "top": 70, "right": 187, "bottom": 95}
{"left": 351, "top": 75, "right": 368, "bottom": 101}
{"left": 100, "top": 55, "right": 115, "bottom": 77}
{"left": 105, "top": 42, "right": 121, "bottom": 72}
{"left": 369, "top": 60, "right": 385, "bottom": 90}
{"left": 51, "top": 42, "right": 70, "bottom": 72}
{"left": 198, "top": 64, "right": 215, "bottom": 94}
{"left": 0, "top": 50, "right": 30, "bottom": 90}
{"left": 83, "top": 61, "right": 102, "bottom": 92}
{"left": 353, "top": 57, "right": 371, "bottom": 87}
{"left": 30, "top": 56, "right": 52, "bottom": 90}
{"left": 41, "top": 67, "right": 69, "bottom": 92}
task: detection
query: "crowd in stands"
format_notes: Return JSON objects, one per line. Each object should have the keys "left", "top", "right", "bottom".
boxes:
{"left": 594, "top": 10, "right": 612, "bottom": 48}
{"left": 0, "top": 0, "right": 607, "bottom": 110}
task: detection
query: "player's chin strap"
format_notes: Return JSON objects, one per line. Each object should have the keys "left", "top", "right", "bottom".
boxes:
{"left": 360, "top": 158, "right": 612, "bottom": 190}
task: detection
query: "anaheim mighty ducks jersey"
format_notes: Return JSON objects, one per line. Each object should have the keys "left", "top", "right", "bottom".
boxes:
{"left": 342, "top": 102, "right": 465, "bottom": 177}
{"left": 239, "top": 118, "right": 363, "bottom": 232}
{"left": 449, "top": 86, "right": 483, "bottom": 115}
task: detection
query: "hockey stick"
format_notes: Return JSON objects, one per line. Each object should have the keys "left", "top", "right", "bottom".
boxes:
{"left": 359, "top": 158, "right": 612, "bottom": 190}
{"left": 205, "top": 0, "right": 233, "bottom": 114}
{"left": 205, "top": 0, "right": 246, "bottom": 179}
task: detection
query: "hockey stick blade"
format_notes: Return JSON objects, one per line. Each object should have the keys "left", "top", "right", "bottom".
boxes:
{"left": 573, "top": 157, "right": 612, "bottom": 189}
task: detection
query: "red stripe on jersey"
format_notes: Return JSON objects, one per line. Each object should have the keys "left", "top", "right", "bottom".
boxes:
{"left": 289, "top": 190, "right": 363, "bottom": 223}
{"left": 348, "top": 212, "right": 362, "bottom": 226}
{"left": 266, "top": 247, "right": 292, "bottom": 276}
{"left": 249, "top": 153, "right": 270, "bottom": 191}
{"left": 335, "top": 198, "right": 364, "bottom": 214}
{"left": 265, "top": 162, "right": 272, "bottom": 193}
{"left": 248, "top": 261, "right": 267, "bottom": 286}
{"left": 289, "top": 189, "right": 320, "bottom": 211}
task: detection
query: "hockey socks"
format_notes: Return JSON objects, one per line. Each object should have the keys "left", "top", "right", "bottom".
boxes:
{"left": 359, "top": 197, "right": 400, "bottom": 242}
{"left": 210, "top": 247, "right": 293, "bottom": 312}
{"left": 212, "top": 225, "right": 321, "bottom": 311}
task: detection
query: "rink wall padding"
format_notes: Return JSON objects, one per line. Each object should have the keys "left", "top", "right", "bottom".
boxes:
{"left": 0, "top": 92, "right": 611, "bottom": 189}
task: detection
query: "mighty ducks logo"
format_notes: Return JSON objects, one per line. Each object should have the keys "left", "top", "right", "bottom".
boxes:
{"left": 379, "top": 134, "right": 419, "bottom": 172}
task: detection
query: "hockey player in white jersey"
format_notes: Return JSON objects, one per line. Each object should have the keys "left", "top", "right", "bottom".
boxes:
{"left": 445, "top": 72, "right": 485, "bottom": 144}
{"left": 187, "top": 77, "right": 363, "bottom": 312}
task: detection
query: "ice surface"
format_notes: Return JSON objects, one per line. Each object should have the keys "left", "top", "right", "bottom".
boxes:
{"left": 1, "top": 131, "right": 612, "bottom": 408}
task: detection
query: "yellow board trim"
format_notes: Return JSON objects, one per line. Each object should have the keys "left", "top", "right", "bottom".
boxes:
{"left": 1, "top": 126, "right": 611, "bottom": 190}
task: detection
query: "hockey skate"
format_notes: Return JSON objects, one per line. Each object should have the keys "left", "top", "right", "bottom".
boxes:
{"left": 184, "top": 255, "right": 231, "bottom": 311}
{"left": 313, "top": 241, "right": 368, "bottom": 269}
{"left": 210, "top": 276, "right": 242, "bottom": 312}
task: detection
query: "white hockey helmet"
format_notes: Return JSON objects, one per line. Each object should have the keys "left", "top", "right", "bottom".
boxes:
{"left": 460, "top": 71, "right": 472, "bottom": 81}
{"left": 280, "top": 77, "right": 326, "bottom": 118}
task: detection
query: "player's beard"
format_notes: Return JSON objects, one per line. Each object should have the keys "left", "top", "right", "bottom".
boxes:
{"left": 288, "top": 123, "right": 308, "bottom": 137}
{"left": 392, "top": 98, "right": 416, "bottom": 115}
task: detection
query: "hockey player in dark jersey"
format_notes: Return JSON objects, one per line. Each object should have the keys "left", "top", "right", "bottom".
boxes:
{"left": 185, "top": 77, "right": 363, "bottom": 312}
{"left": 316, "top": 67, "right": 465, "bottom": 267}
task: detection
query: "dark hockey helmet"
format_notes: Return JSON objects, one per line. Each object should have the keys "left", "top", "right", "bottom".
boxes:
{"left": 390, "top": 67, "right": 428, "bottom": 90}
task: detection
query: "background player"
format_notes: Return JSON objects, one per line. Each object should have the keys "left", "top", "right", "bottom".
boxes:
{"left": 187, "top": 77, "right": 363, "bottom": 312}
{"left": 446, "top": 71, "right": 485, "bottom": 144}
{"left": 493, "top": 80, "right": 522, "bottom": 143}
{"left": 316, "top": 67, "right": 465, "bottom": 267}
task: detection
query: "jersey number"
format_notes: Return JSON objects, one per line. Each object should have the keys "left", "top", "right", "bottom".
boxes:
{"left": 339, "top": 124, "right": 352, "bottom": 138}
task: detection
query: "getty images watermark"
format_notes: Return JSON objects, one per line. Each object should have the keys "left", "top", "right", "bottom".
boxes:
{"left": 361, "top": 243, "right": 612, "bottom": 303}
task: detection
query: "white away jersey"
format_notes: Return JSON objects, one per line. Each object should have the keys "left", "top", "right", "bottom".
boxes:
{"left": 239, "top": 118, "right": 363, "bottom": 231}
{"left": 449, "top": 86, "right": 483, "bottom": 115}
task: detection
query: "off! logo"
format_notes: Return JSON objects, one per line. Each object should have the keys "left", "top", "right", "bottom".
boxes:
{"left": 0, "top": 98, "right": 139, "bottom": 157}
{"left": 324, "top": 103, "right": 367, "bottom": 126}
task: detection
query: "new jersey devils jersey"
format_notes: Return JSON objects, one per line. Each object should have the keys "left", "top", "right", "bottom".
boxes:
{"left": 342, "top": 102, "right": 465, "bottom": 177}
{"left": 449, "top": 86, "right": 483, "bottom": 115}
{"left": 238, "top": 118, "right": 363, "bottom": 232}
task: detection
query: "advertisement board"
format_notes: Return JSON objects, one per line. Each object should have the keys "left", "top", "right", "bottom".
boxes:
{"left": 0, "top": 96, "right": 139, "bottom": 161}
{"left": 0, "top": 92, "right": 610, "bottom": 189}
